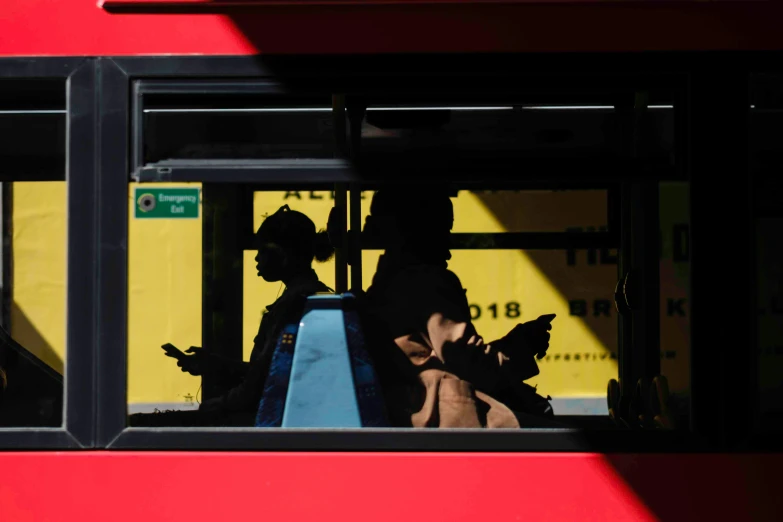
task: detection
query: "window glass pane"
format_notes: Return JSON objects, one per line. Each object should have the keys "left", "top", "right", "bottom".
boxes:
{"left": 354, "top": 186, "right": 688, "bottom": 420}
{"left": 127, "top": 106, "right": 678, "bottom": 429}
{"left": 362, "top": 105, "right": 612, "bottom": 158}
{"left": 357, "top": 189, "right": 618, "bottom": 416}
{"left": 751, "top": 75, "right": 783, "bottom": 432}
{"left": 360, "top": 247, "right": 618, "bottom": 416}
{"left": 452, "top": 190, "right": 608, "bottom": 233}
{"left": 756, "top": 217, "right": 783, "bottom": 432}
{"left": 659, "top": 182, "right": 690, "bottom": 426}
{"left": 0, "top": 79, "right": 65, "bottom": 181}
{"left": 751, "top": 74, "right": 783, "bottom": 173}
{"left": 0, "top": 181, "right": 66, "bottom": 427}
{"left": 0, "top": 79, "right": 66, "bottom": 428}
{"left": 126, "top": 182, "right": 697, "bottom": 430}
{"left": 127, "top": 183, "right": 203, "bottom": 415}
{"left": 127, "top": 182, "right": 696, "bottom": 427}
{"left": 127, "top": 186, "right": 335, "bottom": 420}
{"left": 143, "top": 95, "right": 336, "bottom": 164}
{"left": 359, "top": 102, "right": 674, "bottom": 163}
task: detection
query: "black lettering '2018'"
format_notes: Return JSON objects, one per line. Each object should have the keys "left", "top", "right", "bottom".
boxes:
{"left": 470, "top": 302, "right": 522, "bottom": 320}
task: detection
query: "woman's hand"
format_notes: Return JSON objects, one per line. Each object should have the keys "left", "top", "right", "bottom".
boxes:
{"left": 172, "top": 346, "right": 209, "bottom": 376}
{"left": 501, "top": 314, "right": 555, "bottom": 360}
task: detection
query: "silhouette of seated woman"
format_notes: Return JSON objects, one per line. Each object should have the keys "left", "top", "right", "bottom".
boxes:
{"left": 131, "top": 205, "right": 333, "bottom": 427}
{"left": 362, "top": 188, "right": 558, "bottom": 428}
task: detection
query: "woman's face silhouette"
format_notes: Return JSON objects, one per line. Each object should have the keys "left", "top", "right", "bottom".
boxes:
{"left": 255, "top": 242, "right": 287, "bottom": 282}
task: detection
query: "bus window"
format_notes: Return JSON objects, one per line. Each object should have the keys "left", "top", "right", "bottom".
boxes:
{"left": 125, "top": 182, "right": 690, "bottom": 428}
{"left": 142, "top": 94, "right": 336, "bottom": 164}
{"left": 751, "top": 75, "right": 783, "bottom": 433}
{"left": 127, "top": 186, "right": 336, "bottom": 425}
{"left": 658, "top": 182, "right": 690, "bottom": 425}
{"left": 451, "top": 190, "right": 609, "bottom": 234}
{"left": 126, "top": 84, "right": 685, "bottom": 430}
{"left": 0, "top": 79, "right": 66, "bottom": 427}
{"left": 128, "top": 84, "right": 347, "bottom": 427}
{"left": 360, "top": 246, "right": 618, "bottom": 416}
{"left": 355, "top": 187, "right": 690, "bottom": 421}
{"left": 357, "top": 101, "right": 674, "bottom": 165}
{"left": 755, "top": 216, "right": 782, "bottom": 432}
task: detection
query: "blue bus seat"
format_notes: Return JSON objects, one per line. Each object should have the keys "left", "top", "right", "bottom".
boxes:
{"left": 343, "top": 300, "right": 388, "bottom": 428}
{"left": 255, "top": 323, "right": 299, "bottom": 428}
{"left": 254, "top": 293, "right": 388, "bottom": 428}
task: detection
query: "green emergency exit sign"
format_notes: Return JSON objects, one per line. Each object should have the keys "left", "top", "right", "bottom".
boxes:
{"left": 134, "top": 188, "right": 200, "bottom": 219}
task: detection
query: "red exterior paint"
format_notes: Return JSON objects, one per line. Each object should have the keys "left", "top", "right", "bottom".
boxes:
{"left": 0, "top": 452, "right": 781, "bottom": 521}
{"left": 99, "top": 0, "right": 704, "bottom": 6}
{"left": 1, "top": 0, "right": 783, "bottom": 57}
{"left": 99, "top": 0, "right": 731, "bottom": 5}
{"left": 0, "top": 0, "right": 778, "bottom": 519}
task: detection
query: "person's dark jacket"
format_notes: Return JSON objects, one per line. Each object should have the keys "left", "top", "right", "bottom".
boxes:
{"left": 211, "top": 269, "right": 331, "bottom": 415}
{"left": 364, "top": 253, "right": 548, "bottom": 428}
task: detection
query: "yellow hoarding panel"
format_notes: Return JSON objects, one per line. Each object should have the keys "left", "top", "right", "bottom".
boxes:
{"left": 127, "top": 183, "right": 203, "bottom": 405}
{"left": 10, "top": 182, "right": 66, "bottom": 375}
{"left": 11, "top": 184, "right": 690, "bottom": 409}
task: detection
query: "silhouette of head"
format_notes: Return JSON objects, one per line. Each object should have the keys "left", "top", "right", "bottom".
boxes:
{"left": 255, "top": 205, "right": 334, "bottom": 282}
{"left": 365, "top": 186, "right": 453, "bottom": 262}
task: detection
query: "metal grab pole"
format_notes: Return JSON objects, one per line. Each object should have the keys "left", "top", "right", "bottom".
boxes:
{"left": 334, "top": 184, "right": 348, "bottom": 294}
{"left": 349, "top": 184, "right": 363, "bottom": 291}
{"left": 332, "top": 94, "right": 349, "bottom": 294}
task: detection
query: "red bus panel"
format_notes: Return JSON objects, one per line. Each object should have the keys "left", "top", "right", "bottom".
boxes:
{"left": 2, "top": 0, "right": 783, "bottom": 56}
{"left": 1, "top": 452, "right": 781, "bottom": 521}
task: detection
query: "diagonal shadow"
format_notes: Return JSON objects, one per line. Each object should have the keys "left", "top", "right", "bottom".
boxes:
{"left": 474, "top": 190, "right": 618, "bottom": 354}
{"left": 9, "top": 302, "right": 63, "bottom": 375}
{"left": 0, "top": 303, "right": 62, "bottom": 426}
{"left": 603, "top": 453, "right": 783, "bottom": 521}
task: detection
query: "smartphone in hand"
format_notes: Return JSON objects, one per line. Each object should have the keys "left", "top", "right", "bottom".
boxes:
{"left": 161, "top": 343, "right": 187, "bottom": 361}
{"left": 535, "top": 314, "right": 556, "bottom": 359}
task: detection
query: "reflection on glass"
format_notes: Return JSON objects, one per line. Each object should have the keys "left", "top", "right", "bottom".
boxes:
{"left": 143, "top": 98, "right": 336, "bottom": 163}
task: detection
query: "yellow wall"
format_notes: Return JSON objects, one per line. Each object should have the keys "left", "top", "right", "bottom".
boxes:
{"left": 11, "top": 182, "right": 691, "bottom": 407}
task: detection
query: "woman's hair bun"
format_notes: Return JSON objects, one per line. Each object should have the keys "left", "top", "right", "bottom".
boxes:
{"left": 313, "top": 230, "right": 335, "bottom": 263}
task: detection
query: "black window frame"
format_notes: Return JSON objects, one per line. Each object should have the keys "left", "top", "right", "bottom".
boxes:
{"left": 0, "top": 53, "right": 764, "bottom": 452}
{"left": 0, "top": 57, "right": 97, "bottom": 448}
{"left": 104, "top": 55, "right": 696, "bottom": 452}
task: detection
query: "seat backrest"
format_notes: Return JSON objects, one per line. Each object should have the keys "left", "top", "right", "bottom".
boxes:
{"left": 342, "top": 296, "right": 389, "bottom": 427}
{"left": 254, "top": 293, "right": 388, "bottom": 428}
{"left": 282, "top": 294, "right": 361, "bottom": 427}
{"left": 254, "top": 323, "right": 299, "bottom": 428}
